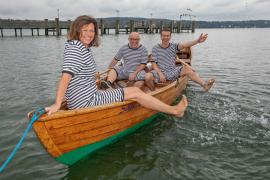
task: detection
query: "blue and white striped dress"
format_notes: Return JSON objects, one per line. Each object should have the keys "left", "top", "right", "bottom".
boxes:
{"left": 151, "top": 43, "right": 183, "bottom": 81}
{"left": 62, "top": 40, "right": 124, "bottom": 109}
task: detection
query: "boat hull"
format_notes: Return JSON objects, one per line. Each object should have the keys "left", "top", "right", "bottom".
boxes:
{"left": 55, "top": 113, "right": 159, "bottom": 165}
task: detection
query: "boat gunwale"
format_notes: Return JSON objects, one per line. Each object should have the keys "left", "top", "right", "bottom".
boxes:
{"left": 36, "top": 76, "right": 186, "bottom": 121}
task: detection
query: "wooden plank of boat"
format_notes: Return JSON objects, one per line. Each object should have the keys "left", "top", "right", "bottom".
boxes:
{"left": 176, "top": 47, "right": 192, "bottom": 65}
{"left": 29, "top": 48, "right": 192, "bottom": 165}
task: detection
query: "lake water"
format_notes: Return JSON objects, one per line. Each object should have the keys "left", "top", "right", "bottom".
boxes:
{"left": 0, "top": 28, "right": 270, "bottom": 179}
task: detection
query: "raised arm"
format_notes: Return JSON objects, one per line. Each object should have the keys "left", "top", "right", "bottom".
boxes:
{"left": 45, "top": 73, "right": 72, "bottom": 115}
{"left": 178, "top": 33, "right": 208, "bottom": 50}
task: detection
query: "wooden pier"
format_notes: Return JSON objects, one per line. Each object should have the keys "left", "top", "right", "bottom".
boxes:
{"left": 0, "top": 18, "right": 195, "bottom": 37}
{"left": 98, "top": 18, "right": 195, "bottom": 36}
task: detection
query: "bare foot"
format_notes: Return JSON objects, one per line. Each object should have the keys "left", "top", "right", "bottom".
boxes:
{"left": 203, "top": 78, "right": 215, "bottom": 92}
{"left": 174, "top": 95, "right": 188, "bottom": 117}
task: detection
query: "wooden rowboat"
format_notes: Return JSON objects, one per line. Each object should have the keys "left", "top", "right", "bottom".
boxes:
{"left": 29, "top": 48, "right": 192, "bottom": 165}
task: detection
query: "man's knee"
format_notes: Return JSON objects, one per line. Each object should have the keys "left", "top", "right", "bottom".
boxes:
{"left": 181, "top": 66, "right": 193, "bottom": 75}
{"left": 110, "top": 69, "right": 117, "bottom": 76}
{"left": 145, "top": 72, "right": 154, "bottom": 81}
{"left": 107, "top": 69, "right": 118, "bottom": 81}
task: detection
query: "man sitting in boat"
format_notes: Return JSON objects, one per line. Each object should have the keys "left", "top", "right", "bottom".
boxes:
{"left": 144, "top": 27, "right": 215, "bottom": 91}
{"left": 100, "top": 32, "right": 148, "bottom": 90}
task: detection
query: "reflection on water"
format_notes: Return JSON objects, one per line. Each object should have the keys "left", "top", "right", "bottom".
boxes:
{"left": 0, "top": 28, "right": 270, "bottom": 179}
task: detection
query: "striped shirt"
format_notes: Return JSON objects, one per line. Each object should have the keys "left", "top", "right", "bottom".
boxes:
{"left": 115, "top": 44, "right": 148, "bottom": 73}
{"left": 152, "top": 42, "right": 180, "bottom": 72}
{"left": 151, "top": 42, "right": 183, "bottom": 80}
{"left": 62, "top": 40, "right": 124, "bottom": 109}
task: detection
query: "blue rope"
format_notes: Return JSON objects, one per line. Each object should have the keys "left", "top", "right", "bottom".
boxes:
{"left": 0, "top": 107, "right": 45, "bottom": 173}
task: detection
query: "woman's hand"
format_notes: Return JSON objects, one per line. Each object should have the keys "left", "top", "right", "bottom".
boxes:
{"left": 45, "top": 103, "right": 61, "bottom": 115}
{"left": 45, "top": 73, "right": 71, "bottom": 115}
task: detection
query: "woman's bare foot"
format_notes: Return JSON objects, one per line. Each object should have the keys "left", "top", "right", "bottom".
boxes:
{"left": 203, "top": 78, "right": 215, "bottom": 92}
{"left": 174, "top": 95, "right": 188, "bottom": 117}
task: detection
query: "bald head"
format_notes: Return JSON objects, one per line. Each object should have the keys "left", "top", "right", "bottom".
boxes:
{"left": 128, "top": 32, "right": 140, "bottom": 48}
{"left": 129, "top": 32, "right": 140, "bottom": 39}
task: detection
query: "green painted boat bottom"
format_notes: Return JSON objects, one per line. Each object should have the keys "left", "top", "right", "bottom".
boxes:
{"left": 55, "top": 113, "right": 159, "bottom": 165}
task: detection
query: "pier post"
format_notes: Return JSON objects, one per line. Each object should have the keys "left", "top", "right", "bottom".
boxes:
{"left": 159, "top": 21, "right": 163, "bottom": 33}
{"left": 100, "top": 19, "right": 104, "bottom": 36}
{"left": 55, "top": 18, "right": 60, "bottom": 36}
{"left": 67, "top": 20, "right": 71, "bottom": 33}
{"left": 192, "top": 21, "right": 195, "bottom": 33}
{"left": 149, "top": 20, "right": 153, "bottom": 34}
{"left": 0, "top": 28, "right": 3, "bottom": 37}
{"left": 14, "top": 28, "right": 17, "bottom": 37}
{"left": 31, "top": 28, "right": 34, "bottom": 36}
{"left": 37, "top": 28, "right": 40, "bottom": 36}
{"left": 170, "top": 20, "right": 174, "bottom": 33}
{"left": 115, "top": 19, "right": 119, "bottom": 34}
{"left": 177, "top": 21, "right": 181, "bottom": 33}
{"left": 107, "top": 28, "right": 109, "bottom": 34}
{"left": 44, "top": 19, "right": 48, "bottom": 36}
{"left": 19, "top": 28, "right": 22, "bottom": 37}
{"left": 130, "top": 20, "right": 134, "bottom": 32}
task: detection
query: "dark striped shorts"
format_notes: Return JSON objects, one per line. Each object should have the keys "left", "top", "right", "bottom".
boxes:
{"left": 114, "top": 66, "right": 146, "bottom": 81}
{"left": 88, "top": 88, "right": 125, "bottom": 106}
{"left": 150, "top": 66, "right": 183, "bottom": 82}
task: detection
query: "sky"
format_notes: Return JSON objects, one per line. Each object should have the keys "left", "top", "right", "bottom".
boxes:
{"left": 0, "top": 0, "right": 269, "bottom": 21}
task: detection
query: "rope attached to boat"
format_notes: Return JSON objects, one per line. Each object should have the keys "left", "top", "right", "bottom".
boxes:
{"left": 0, "top": 107, "right": 45, "bottom": 173}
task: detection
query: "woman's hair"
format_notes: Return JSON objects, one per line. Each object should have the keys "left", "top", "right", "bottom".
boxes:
{"left": 68, "top": 15, "right": 99, "bottom": 47}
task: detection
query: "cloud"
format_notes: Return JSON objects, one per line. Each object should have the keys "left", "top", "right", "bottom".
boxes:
{"left": 255, "top": 0, "right": 270, "bottom": 3}
{"left": 0, "top": 0, "right": 269, "bottom": 21}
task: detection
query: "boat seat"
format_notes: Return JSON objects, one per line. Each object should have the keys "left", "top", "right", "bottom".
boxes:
{"left": 155, "top": 81, "right": 173, "bottom": 87}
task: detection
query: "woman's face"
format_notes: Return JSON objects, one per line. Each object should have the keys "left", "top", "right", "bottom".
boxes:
{"left": 79, "top": 23, "right": 95, "bottom": 47}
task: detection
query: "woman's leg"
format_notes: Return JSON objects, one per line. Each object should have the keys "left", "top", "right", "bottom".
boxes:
{"left": 132, "top": 81, "right": 145, "bottom": 89}
{"left": 123, "top": 87, "right": 188, "bottom": 117}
